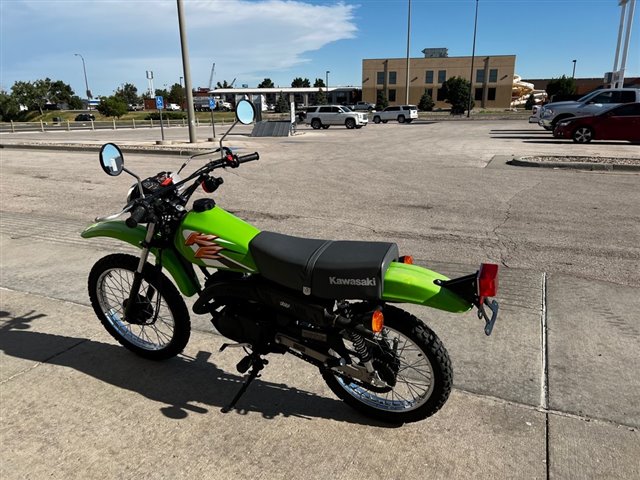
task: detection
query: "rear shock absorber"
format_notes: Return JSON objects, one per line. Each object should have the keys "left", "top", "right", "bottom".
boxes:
{"left": 349, "top": 331, "right": 375, "bottom": 373}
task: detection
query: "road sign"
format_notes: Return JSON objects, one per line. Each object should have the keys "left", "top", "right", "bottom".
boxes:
{"left": 155, "top": 96, "right": 164, "bottom": 110}
{"left": 209, "top": 98, "right": 216, "bottom": 110}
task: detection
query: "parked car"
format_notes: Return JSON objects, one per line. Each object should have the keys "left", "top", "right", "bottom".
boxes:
{"left": 166, "top": 103, "right": 181, "bottom": 111}
{"left": 304, "top": 105, "right": 368, "bottom": 129}
{"left": 538, "top": 88, "right": 640, "bottom": 130}
{"left": 74, "top": 113, "right": 95, "bottom": 121}
{"left": 528, "top": 105, "right": 542, "bottom": 123}
{"left": 348, "top": 101, "right": 376, "bottom": 111}
{"left": 127, "top": 104, "right": 144, "bottom": 111}
{"left": 553, "top": 102, "right": 640, "bottom": 143}
{"left": 372, "top": 105, "right": 418, "bottom": 124}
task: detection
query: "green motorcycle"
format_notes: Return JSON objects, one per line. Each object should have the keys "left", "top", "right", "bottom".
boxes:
{"left": 82, "top": 99, "right": 499, "bottom": 423}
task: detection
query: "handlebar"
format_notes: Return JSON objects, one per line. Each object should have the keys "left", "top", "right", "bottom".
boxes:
{"left": 236, "top": 152, "right": 260, "bottom": 164}
{"left": 126, "top": 204, "right": 147, "bottom": 228}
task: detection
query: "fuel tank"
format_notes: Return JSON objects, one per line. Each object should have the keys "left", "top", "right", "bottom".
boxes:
{"left": 175, "top": 205, "right": 260, "bottom": 272}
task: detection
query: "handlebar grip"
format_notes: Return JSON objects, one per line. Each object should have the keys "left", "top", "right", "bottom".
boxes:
{"left": 236, "top": 152, "right": 260, "bottom": 164}
{"left": 126, "top": 205, "right": 147, "bottom": 228}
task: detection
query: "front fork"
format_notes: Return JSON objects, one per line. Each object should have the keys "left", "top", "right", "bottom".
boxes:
{"left": 123, "top": 222, "right": 156, "bottom": 321}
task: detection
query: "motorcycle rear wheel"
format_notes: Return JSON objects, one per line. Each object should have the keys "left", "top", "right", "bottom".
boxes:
{"left": 88, "top": 254, "right": 190, "bottom": 360}
{"left": 322, "top": 305, "right": 452, "bottom": 423}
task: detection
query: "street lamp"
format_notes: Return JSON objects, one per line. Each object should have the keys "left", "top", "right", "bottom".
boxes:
{"left": 74, "top": 53, "right": 92, "bottom": 109}
{"left": 467, "top": 0, "right": 479, "bottom": 118}
{"left": 572, "top": 59, "right": 577, "bottom": 78}
{"left": 326, "top": 70, "right": 330, "bottom": 103}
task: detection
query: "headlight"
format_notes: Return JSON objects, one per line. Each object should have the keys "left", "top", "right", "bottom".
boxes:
{"left": 557, "top": 120, "right": 570, "bottom": 127}
{"left": 541, "top": 109, "right": 554, "bottom": 118}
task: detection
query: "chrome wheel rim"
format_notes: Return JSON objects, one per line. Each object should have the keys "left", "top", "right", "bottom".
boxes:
{"left": 574, "top": 127, "right": 592, "bottom": 143}
{"left": 96, "top": 268, "right": 176, "bottom": 350}
{"left": 336, "top": 326, "right": 435, "bottom": 412}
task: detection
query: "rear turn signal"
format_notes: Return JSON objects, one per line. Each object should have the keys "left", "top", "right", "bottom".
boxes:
{"left": 478, "top": 263, "right": 499, "bottom": 299}
{"left": 399, "top": 255, "right": 413, "bottom": 265}
{"left": 371, "top": 310, "right": 384, "bottom": 333}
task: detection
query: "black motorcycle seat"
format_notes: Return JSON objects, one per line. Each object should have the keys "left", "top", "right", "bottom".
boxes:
{"left": 249, "top": 231, "right": 399, "bottom": 300}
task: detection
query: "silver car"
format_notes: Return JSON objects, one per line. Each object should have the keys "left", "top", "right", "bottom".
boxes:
{"left": 305, "top": 105, "right": 368, "bottom": 129}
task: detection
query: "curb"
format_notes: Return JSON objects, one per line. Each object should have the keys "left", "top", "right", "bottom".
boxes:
{"left": 507, "top": 158, "right": 640, "bottom": 172}
{"left": 0, "top": 143, "right": 216, "bottom": 156}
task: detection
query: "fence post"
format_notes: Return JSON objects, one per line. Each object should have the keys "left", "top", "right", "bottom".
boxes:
{"left": 113, "top": 118, "right": 116, "bottom": 130}
{"left": 91, "top": 120, "right": 95, "bottom": 131}
{"left": 11, "top": 120, "right": 15, "bottom": 133}
{"left": 167, "top": 118, "right": 171, "bottom": 128}
{"left": 66, "top": 120, "right": 70, "bottom": 131}
{"left": 182, "top": 117, "right": 185, "bottom": 127}
{"left": 133, "top": 118, "right": 136, "bottom": 129}
{"left": 40, "top": 120, "right": 45, "bottom": 132}
{"left": 150, "top": 118, "right": 154, "bottom": 128}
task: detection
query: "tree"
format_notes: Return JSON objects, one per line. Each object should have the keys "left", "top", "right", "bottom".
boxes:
{"left": 67, "top": 95, "right": 84, "bottom": 110}
{"left": 291, "top": 77, "right": 310, "bottom": 88}
{"left": 48, "top": 79, "right": 75, "bottom": 104}
{"left": 524, "top": 93, "right": 536, "bottom": 110}
{"left": 257, "top": 78, "right": 274, "bottom": 88}
{"left": 0, "top": 90, "right": 21, "bottom": 121}
{"left": 313, "top": 78, "right": 325, "bottom": 88}
{"left": 11, "top": 79, "right": 50, "bottom": 115}
{"left": 96, "top": 95, "right": 127, "bottom": 117}
{"left": 315, "top": 89, "right": 327, "bottom": 105}
{"left": 115, "top": 83, "right": 139, "bottom": 105}
{"left": 274, "top": 92, "right": 289, "bottom": 113}
{"left": 216, "top": 80, "right": 233, "bottom": 89}
{"left": 546, "top": 75, "right": 576, "bottom": 101}
{"left": 375, "top": 90, "right": 388, "bottom": 110}
{"left": 418, "top": 90, "right": 434, "bottom": 111}
{"left": 167, "top": 83, "right": 184, "bottom": 105}
{"left": 154, "top": 88, "right": 169, "bottom": 100}
{"left": 441, "top": 76, "right": 473, "bottom": 114}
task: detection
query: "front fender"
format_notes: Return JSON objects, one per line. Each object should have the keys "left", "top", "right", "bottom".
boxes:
{"left": 382, "top": 262, "right": 472, "bottom": 313}
{"left": 81, "top": 220, "right": 200, "bottom": 297}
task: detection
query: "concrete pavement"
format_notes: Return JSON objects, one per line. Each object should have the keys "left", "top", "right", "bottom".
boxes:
{"left": 1, "top": 120, "right": 639, "bottom": 478}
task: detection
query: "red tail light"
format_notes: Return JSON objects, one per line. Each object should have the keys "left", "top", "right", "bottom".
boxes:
{"left": 478, "top": 263, "right": 498, "bottom": 299}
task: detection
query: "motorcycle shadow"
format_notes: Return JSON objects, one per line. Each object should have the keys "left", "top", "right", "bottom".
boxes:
{"left": 0, "top": 310, "right": 398, "bottom": 428}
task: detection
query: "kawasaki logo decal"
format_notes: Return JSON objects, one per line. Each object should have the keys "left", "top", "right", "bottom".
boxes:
{"left": 329, "top": 277, "right": 377, "bottom": 286}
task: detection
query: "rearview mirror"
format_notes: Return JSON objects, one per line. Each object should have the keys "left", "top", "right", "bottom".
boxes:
{"left": 235, "top": 99, "right": 256, "bottom": 125}
{"left": 99, "top": 143, "right": 124, "bottom": 176}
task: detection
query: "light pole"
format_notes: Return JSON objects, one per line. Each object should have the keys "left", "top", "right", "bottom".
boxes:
{"left": 571, "top": 59, "right": 577, "bottom": 78}
{"left": 177, "top": 0, "right": 197, "bottom": 143}
{"left": 326, "top": 70, "right": 330, "bottom": 102}
{"left": 74, "top": 53, "right": 92, "bottom": 109}
{"left": 467, "top": 0, "right": 479, "bottom": 118}
{"left": 405, "top": 0, "right": 412, "bottom": 104}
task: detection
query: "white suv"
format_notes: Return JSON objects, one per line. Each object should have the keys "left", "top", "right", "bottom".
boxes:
{"left": 305, "top": 105, "right": 368, "bottom": 129}
{"left": 372, "top": 105, "right": 418, "bottom": 124}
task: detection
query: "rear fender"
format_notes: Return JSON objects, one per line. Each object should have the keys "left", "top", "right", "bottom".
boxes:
{"left": 382, "top": 262, "right": 472, "bottom": 313}
{"left": 81, "top": 220, "right": 200, "bottom": 297}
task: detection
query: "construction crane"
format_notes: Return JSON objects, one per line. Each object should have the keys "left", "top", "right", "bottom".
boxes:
{"left": 208, "top": 62, "right": 215, "bottom": 91}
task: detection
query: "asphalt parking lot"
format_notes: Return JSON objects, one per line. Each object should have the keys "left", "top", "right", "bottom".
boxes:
{"left": 1, "top": 120, "right": 639, "bottom": 479}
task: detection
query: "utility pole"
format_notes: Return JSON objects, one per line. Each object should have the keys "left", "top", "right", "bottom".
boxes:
{"left": 467, "top": 0, "right": 479, "bottom": 118}
{"left": 74, "top": 53, "right": 92, "bottom": 108}
{"left": 177, "top": 0, "right": 197, "bottom": 143}
{"left": 405, "top": 0, "right": 412, "bottom": 104}
{"left": 611, "top": 0, "right": 636, "bottom": 87}
{"left": 571, "top": 59, "right": 577, "bottom": 78}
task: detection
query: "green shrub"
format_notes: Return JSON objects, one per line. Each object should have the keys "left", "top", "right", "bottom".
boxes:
{"left": 418, "top": 90, "right": 434, "bottom": 111}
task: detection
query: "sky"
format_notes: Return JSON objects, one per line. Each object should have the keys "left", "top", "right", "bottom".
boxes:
{"left": 1, "top": 0, "right": 638, "bottom": 98}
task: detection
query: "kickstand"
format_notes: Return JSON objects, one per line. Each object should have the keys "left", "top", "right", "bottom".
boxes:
{"left": 221, "top": 354, "right": 268, "bottom": 413}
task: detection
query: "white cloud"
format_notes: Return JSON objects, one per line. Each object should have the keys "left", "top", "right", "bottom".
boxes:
{"left": 1, "top": 0, "right": 357, "bottom": 94}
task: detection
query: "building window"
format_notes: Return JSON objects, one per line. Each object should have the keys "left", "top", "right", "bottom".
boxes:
{"left": 389, "top": 72, "right": 397, "bottom": 85}
{"left": 388, "top": 89, "right": 396, "bottom": 102}
{"left": 475, "top": 88, "right": 483, "bottom": 101}
{"left": 426, "top": 88, "right": 433, "bottom": 97}
{"left": 376, "top": 72, "right": 385, "bottom": 85}
{"left": 489, "top": 69, "right": 498, "bottom": 82}
{"left": 476, "top": 69, "right": 485, "bottom": 83}
{"left": 436, "top": 88, "right": 446, "bottom": 101}
{"left": 488, "top": 88, "right": 496, "bottom": 101}
{"left": 425, "top": 70, "right": 434, "bottom": 84}
{"left": 438, "top": 70, "right": 446, "bottom": 83}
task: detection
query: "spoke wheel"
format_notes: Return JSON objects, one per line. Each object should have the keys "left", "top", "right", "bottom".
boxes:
{"left": 88, "top": 254, "right": 190, "bottom": 360}
{"left": 573, "top": 126, "right": 593, "bottom": 143}
{"left": 322, "top": 305, "right": 452, "bottom": 423}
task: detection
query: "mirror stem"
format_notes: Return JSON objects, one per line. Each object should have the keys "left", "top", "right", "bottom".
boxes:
{"left": 219, "top": 120, "right": 239, "bottom": 158}
{"left": 123, "top": 167, "right": 145, "bottom": 198}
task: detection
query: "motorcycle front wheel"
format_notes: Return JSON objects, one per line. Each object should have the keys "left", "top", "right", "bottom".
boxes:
{"left": 88, "top": 253, "right": 190, "bottom": 360}
{"left": 322, "top": 305, "right": 452, "bottom": 423}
